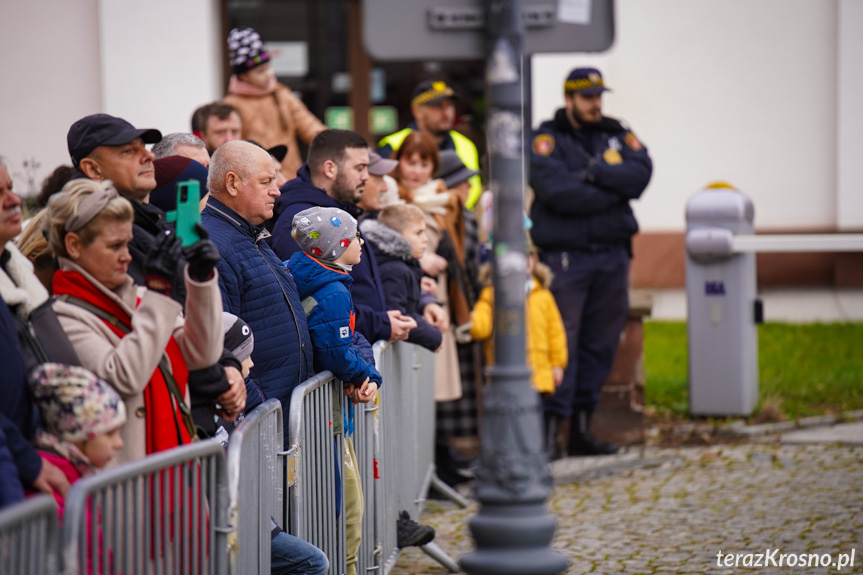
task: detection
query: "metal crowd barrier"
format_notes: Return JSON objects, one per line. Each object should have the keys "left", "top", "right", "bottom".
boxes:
{"left": 226, "top": 398, "right": 284, "bottom": 573}
{"left": 0, "top": 341, "right": 462, "bottom": 574}
{"left": 352, "top": 376, "right": 380, "bottom": 575}
{"left": 0, "top": 494, "right": 58, "bottom": 574}
{"left": 287, "top": 371, "right": 346, "bottom": 575}
{"left": 61, "top": 438, "right": 232, "bottom": 575}
{"left": 373, "top": 340, "right": 462, "bottom": 574}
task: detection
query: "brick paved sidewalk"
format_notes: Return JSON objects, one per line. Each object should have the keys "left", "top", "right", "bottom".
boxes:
{"left": 392, "top": 443, "right": 863, "bottom": 574}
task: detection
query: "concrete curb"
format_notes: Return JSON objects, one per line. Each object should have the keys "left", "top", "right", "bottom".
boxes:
{"left": 717, "top": 409, "right": 863, "bottom": 438}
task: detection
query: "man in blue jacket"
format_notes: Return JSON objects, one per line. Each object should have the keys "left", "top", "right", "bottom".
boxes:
{"left": 270, "top": 130, "right": 416, "bottom": 345}
{"left": 530, "top": 67, "right": 652, "bottom": 458}
{"left": 201, "top": 140, "right": 314, "bottom": 431}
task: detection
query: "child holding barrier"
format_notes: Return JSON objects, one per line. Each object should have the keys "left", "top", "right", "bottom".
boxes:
{"left": 286, "top": 206, "right": 383, "bottom": 575}
{"left": 359, "top": 203, "right": 444, "bottom": 352}
{"left": 221, "top": 312, "right": 329, "bottom": 575}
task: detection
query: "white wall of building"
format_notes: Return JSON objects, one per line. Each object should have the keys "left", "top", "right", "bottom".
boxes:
{"left": 532, "top": 0, "right": 841, "bottom": 232}
{"left": 0, "top": 0, "right": 102, "bottom": 197}
{"left": 98, "top": 0, "right": 224, "bottom": 136}
{"left": 836, "top": 0, "right": 863, "bottom": 231}
{"left": 0, "top": 0, "right": 222, "bottom": 200}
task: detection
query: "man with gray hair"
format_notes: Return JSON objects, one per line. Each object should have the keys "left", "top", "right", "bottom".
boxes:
{"left": 152, "top": 132, "right": 210, "bottom": 167}
{"left": 201, "top": 140, "right": 314, "bottom": 423}
{"left": 201, "top": 140, "right": 328, "bottom": 575}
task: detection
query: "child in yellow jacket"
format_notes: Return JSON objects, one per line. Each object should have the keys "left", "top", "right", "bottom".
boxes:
{"left": 460, "top": 248, "right": 568, "bottom": 396}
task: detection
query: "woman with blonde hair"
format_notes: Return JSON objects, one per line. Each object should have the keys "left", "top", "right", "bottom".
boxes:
{"left": 45, "top": 178, "right": 223, "bottom": 464}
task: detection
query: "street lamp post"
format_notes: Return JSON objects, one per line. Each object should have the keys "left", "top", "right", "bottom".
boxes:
{"left": 459, "top": 1, "right": 568, "bottom": 573}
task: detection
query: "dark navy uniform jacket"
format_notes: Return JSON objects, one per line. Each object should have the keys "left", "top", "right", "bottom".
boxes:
{"left": 529, "top": 108, "right": 652, "bottom": 255}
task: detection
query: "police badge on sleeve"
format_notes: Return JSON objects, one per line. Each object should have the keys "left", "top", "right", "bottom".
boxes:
{"left": 532, "top": 133, "right": 555, "bottom": 156}
{"left": 624, "top": 132, "right": 643, "bottom": 151}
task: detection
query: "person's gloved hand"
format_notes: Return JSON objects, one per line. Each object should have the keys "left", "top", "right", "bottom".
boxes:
{"left": 144, "top": 231, "right": 182, "bottom": 295}
{"left": 183, "top": 225, "right": 220, "bottom": 282}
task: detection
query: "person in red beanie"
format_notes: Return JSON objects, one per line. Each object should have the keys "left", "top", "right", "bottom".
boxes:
{"left": 151, "top": 156, "right": 209, "bottom": 213}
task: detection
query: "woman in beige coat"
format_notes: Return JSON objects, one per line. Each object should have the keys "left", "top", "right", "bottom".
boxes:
{"left": 223, "top": 27, "right": 325, "bottom": 180}
{"left": 44, "top": 179, "right": 223, "bottom": 465}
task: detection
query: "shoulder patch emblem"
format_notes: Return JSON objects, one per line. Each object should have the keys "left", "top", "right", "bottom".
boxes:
{"left": 339, "top": 326, "right": 350, "bottom": 339}
{"left": 532, "top": 133, "right": 555, "bottom": 156}
{"left": 624, "top": 132, "right": 643, "bottom": 151}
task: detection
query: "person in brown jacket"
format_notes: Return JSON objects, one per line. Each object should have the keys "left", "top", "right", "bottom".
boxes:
{"left": 223, "top": 27, "right": 325, "bottom": 180}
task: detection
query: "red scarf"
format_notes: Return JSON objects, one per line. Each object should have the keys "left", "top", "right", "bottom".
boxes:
{"left": 53, "top": 270, "right": 192, "bottom": 453}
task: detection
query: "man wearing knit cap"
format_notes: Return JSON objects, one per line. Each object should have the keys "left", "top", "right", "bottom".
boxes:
{"left": 377, "top": 79, "right": 483, "bottom": 209}
{"left": 223, "top": 27, "right": 325, "bottom": 180}
{"left": 529, "top": 67, "right": 652, "bottom": 459}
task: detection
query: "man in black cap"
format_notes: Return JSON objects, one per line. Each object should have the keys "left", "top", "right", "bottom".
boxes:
{"left": 67, "top": 113, "right": 247, "bottom": 425}
{"left": 530, "top": 67, "right": 652, "bottom": 459}
{"left": 377, "top": 80, "right": 482, "bottom": 209}
{"left": 66, "top": 113, "right": 189, "bottom": 297}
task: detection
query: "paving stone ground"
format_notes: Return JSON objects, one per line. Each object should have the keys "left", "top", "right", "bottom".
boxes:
{"left": 391, "top": 443, "right": 863, "bottom": 574}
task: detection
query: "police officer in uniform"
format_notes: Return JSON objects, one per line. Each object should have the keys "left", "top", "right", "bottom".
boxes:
{"left": 377, "top": 80, "right": 483, "bottom": 209}
{"left": 529, "top": 67, "right": 652, "bottom": 458}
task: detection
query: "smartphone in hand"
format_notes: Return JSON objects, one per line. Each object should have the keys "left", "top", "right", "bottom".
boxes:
{"left": 173, "top": 180, "right": 202, "bottom": 247}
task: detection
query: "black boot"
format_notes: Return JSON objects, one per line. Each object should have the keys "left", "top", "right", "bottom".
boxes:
{"left": 568, "top": 410, "right": 620, "bottom": 456}
{"left": 397, "top": 510, "right": 435, "bottom": 547}
{"left": 543, "top": 413, "right": 562, "bottom": 461}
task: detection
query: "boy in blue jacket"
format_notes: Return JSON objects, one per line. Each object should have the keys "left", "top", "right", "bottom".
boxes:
{"left": 286, "top": 206, "right": 381, "bottom": 575}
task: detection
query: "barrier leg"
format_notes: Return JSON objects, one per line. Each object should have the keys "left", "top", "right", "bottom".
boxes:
{"left": 420, "top": 541, "right": 460, "bottom": 573}
{"left": 428, "top": 472, "right": 469, "bottom": 508}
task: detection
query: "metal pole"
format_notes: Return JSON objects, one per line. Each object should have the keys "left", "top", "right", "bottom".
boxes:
{"left": 460, "top": 1, "right": 567, "bottom": 573}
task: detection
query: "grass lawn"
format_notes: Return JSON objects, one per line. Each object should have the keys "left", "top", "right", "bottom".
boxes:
{"left": 643, "top": 321, "right": 863, "bottom": 420}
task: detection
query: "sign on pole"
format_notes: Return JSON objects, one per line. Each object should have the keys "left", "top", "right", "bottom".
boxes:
{"left": 363, "top": 0, "right": 614, "bottom": 61}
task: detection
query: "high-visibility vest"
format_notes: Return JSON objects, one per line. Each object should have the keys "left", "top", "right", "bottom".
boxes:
{"left": 378, "top": 128, "right": 483, "bottom": 210}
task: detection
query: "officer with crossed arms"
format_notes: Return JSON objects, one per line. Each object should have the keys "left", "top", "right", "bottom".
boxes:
{"left": 529, "top": 67, "right": 652, "bottom": 459}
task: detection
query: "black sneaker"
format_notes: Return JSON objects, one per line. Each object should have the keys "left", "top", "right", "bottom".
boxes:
{"left": 396, "top": 511, "right": 435, "bottom": 548}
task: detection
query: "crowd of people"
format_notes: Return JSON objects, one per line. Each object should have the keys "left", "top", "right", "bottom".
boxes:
{"left": 0, "top": 24, "right": 651, "bottom": 575}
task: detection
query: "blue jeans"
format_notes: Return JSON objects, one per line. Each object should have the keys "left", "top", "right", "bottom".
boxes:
{"left": 271, "top": 530, "right": 329, "bottom": 575}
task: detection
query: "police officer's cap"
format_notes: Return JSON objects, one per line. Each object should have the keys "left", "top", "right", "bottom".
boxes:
{"left": 564, "top": 67, "right": 611, "bottom": 95}
{"left": 411, "top": 80, "right": 457, "bottom": 108}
